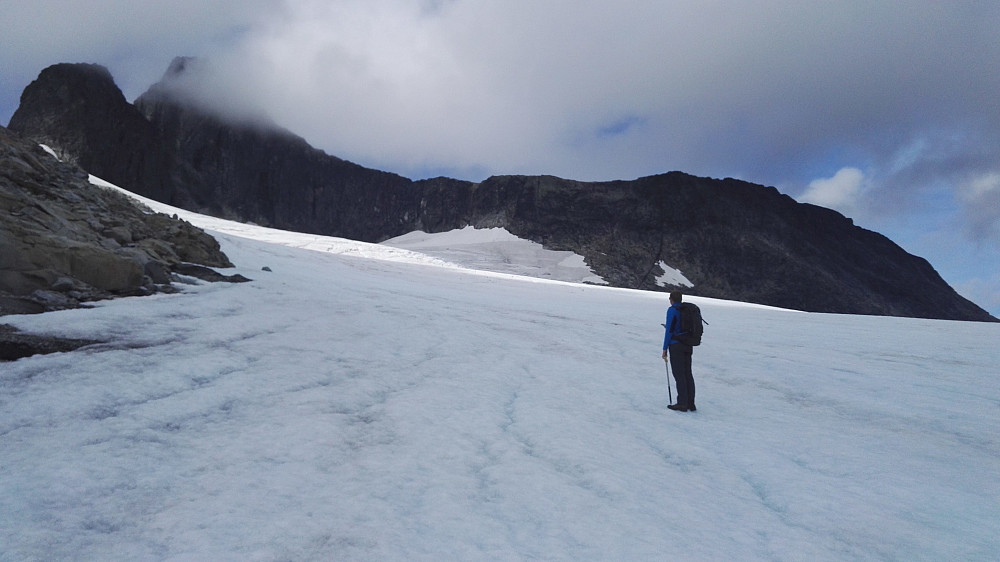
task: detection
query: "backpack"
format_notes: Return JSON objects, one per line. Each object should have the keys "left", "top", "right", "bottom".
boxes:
{"left": 675, "top": 302, "right": 704, "bottom": 346}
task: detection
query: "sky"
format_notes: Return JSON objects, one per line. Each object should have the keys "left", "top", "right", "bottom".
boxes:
{"left": 3, "top": 174, "right": 998, "bottom": 559}
{"left": 1, "top": 1, "right": 998, "bottom": 317}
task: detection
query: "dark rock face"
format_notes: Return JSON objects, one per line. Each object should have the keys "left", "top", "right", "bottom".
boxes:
{"left": 0, "top": 323, "right": 101, "bottom": 361}
{"left": 0, "top": 124, "right": 239, "bottom": 317}
{"left": 8, "top": 63, "right": 178, "bottom": 204}
{"left": 137, "top": 90, "right": 420, "bottom": 239}
{"left": 469, "top": 174, "right": 993, "bottom": 321}
{"left": 9, "top": 61, "right": 997, "bottom": 322}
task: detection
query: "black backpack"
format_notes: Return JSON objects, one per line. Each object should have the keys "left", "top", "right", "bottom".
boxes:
{"left": 675, "top": 302, "right": 704, "bottom": 347}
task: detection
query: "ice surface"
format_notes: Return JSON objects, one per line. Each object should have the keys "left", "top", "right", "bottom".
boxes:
{"left": 384, "top": 226, "right": 607, "bottom": 285}
{"left": 1, "top": 176, "right": 998, "bottom": 560}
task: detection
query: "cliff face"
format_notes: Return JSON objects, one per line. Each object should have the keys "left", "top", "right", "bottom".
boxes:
{"left": 134, "top": 66, "right": 419, "bottom": 238}
{"left": 467, "top": 174, "right": 988, "bottom": 320}
{"left": 9, "top": 61, "right": 997, "bottom": 321}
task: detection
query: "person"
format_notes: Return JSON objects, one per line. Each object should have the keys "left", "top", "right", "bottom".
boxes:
{"left": 661, "top": 291, "right": 696, "bottom": 412}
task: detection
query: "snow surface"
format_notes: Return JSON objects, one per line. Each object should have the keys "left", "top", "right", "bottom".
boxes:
{"left": 655, "top": 261, "right": 693, "bottom": 288}
{"left": 384, "top": 227, "right": 606, "bottom": 285}
{"left": 1, "top": 176, "right": 999, "bottom": 560}
{"left": 38, "top": 144, "right": 60, "bottom": 161}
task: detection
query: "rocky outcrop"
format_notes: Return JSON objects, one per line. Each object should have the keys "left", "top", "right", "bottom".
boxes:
{"left": 0, "top": 124, "right": 242, "bottom": 317}
{"left": 0, "top": 323, "right": 101, "bottom": 361}
{"left": 8, "top": 61, "right": 997, "bottom": 322}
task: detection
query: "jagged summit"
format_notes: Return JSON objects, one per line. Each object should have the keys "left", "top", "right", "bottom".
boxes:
{"left": 9, "top": 63, "right": 134, "bottom": 165}
{"left": 139, "top": 55, "right": 279, "bottom": 132}
{"left": 164, "top": 55, "right": 196, "bottom": 78}
{"left": 8, "top": 63, "right": 177, "bottom": 203}
{"left": 142, "top": 56, "right": 210, "bottom": 104}
{"left": 8, "top": 61, "right": 997, "bottom": 321}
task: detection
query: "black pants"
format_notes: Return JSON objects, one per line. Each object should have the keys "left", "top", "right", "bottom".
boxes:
{"left": 668, "top": 343, "right": 695, "bottom": 407}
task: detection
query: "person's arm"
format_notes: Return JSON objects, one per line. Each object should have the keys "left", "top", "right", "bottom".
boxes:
{"left": 662, "top": 308, "right": 674, "bottom": 357}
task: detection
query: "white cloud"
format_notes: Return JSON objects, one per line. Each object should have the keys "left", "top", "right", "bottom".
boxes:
{"left": 799, "top": 167, "right": 867, "bottom": 215}
{"left": 957, "top": 172, "right": 1000, "bottom": 241}
{"left": 961, "top": 172, "right": 1000, "bottom": 201}
{"left": 215, "top": 0, "right": 684, "bottom": 178}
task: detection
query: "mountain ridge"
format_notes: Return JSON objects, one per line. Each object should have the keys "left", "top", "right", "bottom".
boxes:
{"left": 8, "top": 60, "right": 996, "bottom": 322}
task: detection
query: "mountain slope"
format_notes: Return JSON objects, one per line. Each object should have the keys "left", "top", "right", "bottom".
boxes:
{"left": 2, "top": 185, "right": 998, "bottom": 560}
{"left": 8, "top": 61, "right": 996, "bottom": 321}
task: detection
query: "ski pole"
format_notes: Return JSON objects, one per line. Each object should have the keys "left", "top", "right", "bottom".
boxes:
{"left": 661, "top": 322, "right": 672, "bottom": 403}
{"left": 664, "top": 357, "right": 672, "bottom": 403}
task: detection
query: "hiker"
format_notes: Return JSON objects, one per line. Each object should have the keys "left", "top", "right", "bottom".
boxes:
{"left": 662, "top": 291, "right": 696, "bottom": 412}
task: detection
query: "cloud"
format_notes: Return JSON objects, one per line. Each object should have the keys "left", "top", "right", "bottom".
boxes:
{"left": 799, "top": 168, "right": 866, "bottom": 215}
{"left": 173, "top": 1, "right": 998, "bottom": 185}
{"left": 957, "top": 172, "right": 1000, "bottom": 241}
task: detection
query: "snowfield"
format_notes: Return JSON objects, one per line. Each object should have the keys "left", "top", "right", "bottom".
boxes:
{"left": 383, "top": 226, "right": 607, "bottom": 286}
{"left": 1, "top": 178, "right": 998, "bottom": 560}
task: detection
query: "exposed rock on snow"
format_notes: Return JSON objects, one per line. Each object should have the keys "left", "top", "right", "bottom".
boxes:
{"left": 0, "top": 323, "right": 101, "bottom": 361}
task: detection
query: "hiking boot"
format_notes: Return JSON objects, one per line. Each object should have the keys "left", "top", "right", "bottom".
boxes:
{"left": 667, "top": 404, "right": 689, "bottom": 412}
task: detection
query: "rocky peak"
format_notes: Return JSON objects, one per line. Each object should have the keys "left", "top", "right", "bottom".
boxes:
{"left": 138, "top": 56, "right": 280, "bottom": 135}
{"left": 165, "top": 55, "right": 197, "bottom": 78}
{"left": 8, "top": 63, "right": 179, "bottom": 204}
{"left": 8, "top": 63, "right": 129, "bottom": 165}
{"left": 139, "top": 56, "right": 208, "bottom": 109}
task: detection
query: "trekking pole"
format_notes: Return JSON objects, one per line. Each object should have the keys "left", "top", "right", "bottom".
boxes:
{"left": 661, "top": 322, "right": 672, "bottom": 403}
{"left": 664, "top": 357, "right": 672, "bottom": 403}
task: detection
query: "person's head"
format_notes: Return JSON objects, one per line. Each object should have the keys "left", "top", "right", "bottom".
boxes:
{"left": 669, "top": 291, "right": 683, "bottom": 304}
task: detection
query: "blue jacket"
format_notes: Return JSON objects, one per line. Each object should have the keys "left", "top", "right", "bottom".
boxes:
{"left": 663, "top": 303, "right": 682, "bottom": 349}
